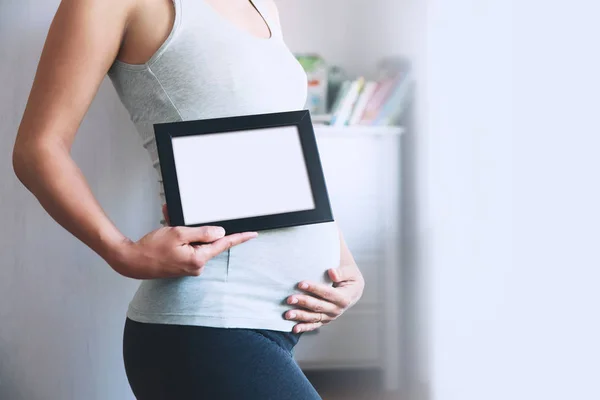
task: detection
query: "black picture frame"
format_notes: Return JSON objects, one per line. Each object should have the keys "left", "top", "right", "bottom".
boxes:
{"left": 153, "top": 110, "right": 334, "bottom": 235}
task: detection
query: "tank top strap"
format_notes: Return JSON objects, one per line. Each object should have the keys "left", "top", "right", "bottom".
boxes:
{"left": 249, "top": 0, "right": 283, "bottom": 40}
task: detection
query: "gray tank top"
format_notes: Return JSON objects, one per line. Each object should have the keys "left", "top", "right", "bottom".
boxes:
{"left": 107, "top": 0, "right": 339, "bottom": 331}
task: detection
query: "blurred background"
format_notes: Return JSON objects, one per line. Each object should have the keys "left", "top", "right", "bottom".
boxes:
{"left": 1, "top": 0, "right": 600, "bottom": 400}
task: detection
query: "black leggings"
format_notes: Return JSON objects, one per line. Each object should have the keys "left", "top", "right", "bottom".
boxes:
{"left": 123, "top": 318, "right": 322, "bottom": 400}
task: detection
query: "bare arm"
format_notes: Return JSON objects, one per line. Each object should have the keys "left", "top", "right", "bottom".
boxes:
{"left": 13, "top": 0, "right": 136, "bottom": 265}
{"left": 13, "top": 0, "right": 257, "bottom": 278}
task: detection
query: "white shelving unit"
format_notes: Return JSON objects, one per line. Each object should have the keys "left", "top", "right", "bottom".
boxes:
{"left": 313, "top": 123, "right": 404, "bottom": 137}
{"left": 293, "top": 124, "right": 405, "bottom": 392}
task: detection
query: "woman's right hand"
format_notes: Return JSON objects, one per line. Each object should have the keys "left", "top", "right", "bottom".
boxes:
{"left": 110, "top": 223, "right": 257, "bottom": 280}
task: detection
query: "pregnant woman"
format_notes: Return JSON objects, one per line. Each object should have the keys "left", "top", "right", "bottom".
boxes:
{"left": 12, "top": 0, "right": 364, "bottom": 399}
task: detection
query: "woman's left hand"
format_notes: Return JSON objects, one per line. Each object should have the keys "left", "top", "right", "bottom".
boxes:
{"left": 285, "top": 263, "right": 365, "bottom": 333}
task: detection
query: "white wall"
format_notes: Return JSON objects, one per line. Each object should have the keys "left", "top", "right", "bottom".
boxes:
{"left": 0, "top": 2, "right": 158, "bottom": 399}
{"left": 277, "top": 0, "right": 419, "bottom": 76}
{"left": 424, "top": 1, "right": 600, "bottom": 400}
{"left": 423, "top": 0, "right": 514, "bottom": 398}
{"left": 276, "top": 0, "right": 353, "bottom": 71}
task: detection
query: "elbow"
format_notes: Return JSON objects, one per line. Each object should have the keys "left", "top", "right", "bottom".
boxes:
{"left": 12, "top": 140, "right": 40, "bottom": 187}
{"left": 13, "top": 137, "right": 67, "bottom": 188}
{"left": 12, "top": 143, "right": 28, "bottom": 184}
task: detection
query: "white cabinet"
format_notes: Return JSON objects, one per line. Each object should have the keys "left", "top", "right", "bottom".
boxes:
{"left": 293, "top": 125, "right": 404, "bottom": 392}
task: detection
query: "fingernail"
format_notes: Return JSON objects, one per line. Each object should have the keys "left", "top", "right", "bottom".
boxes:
{"left": 288, "top": 312, "right": 297, "bottom": 319}
{"left": 214, "top": 227, "right": 226, "bottom": 237}
{"left": 299, "top": 282, "right": 309, "bottom": 290}
{"left": 331, "top": 268, "right": 340, "bottom": 280}
{"left": 249, "top": 232, "right": 259, "bottom": 238}
{"left": 289, "top": 297, "right": 298, "bottom": 305}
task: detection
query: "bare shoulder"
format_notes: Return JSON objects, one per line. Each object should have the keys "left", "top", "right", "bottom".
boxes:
{"left": 14, "top": 0, "right": 139, "bottom": 149}
{"left": 50, "top": 0, "right": 138, "bottom": 50}
{"left": 57, "top": 0, "right": 137, "bottom": 19}
{"left": 52, "top": 0, "right": 138, "bottom": 42}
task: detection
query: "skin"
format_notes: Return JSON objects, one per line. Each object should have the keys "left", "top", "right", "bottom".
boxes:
{"left": 13, "top": 0, "right": 364, "bottom": 333}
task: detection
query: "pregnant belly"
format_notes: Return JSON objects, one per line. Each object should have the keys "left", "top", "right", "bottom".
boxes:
{"left": 225, "top": 221, "right": 340, "bottom": 317}
{"left": 228, "top": 221, "right": 340, "bottom": 288}
{"left": 128, "top": 222, "right": 340, "bottom": 322}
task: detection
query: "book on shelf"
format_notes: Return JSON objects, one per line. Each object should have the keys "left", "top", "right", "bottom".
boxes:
{"left": 330, "top": 77, "right": 365, "bottom": 127}
{"left": 325, "top": 60, "right": 413, "bottom": 127}
{"left": 348, "top": 81, "right": 378, "bottom": 125}
{"left": 327, "top": 80, "right": 351, "bottom": 123}
{"left": 372, "top": 71, "right": 414, "bottom": 126}
{"left": 358, "top": 77, "right": 397, "bottom": 125}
